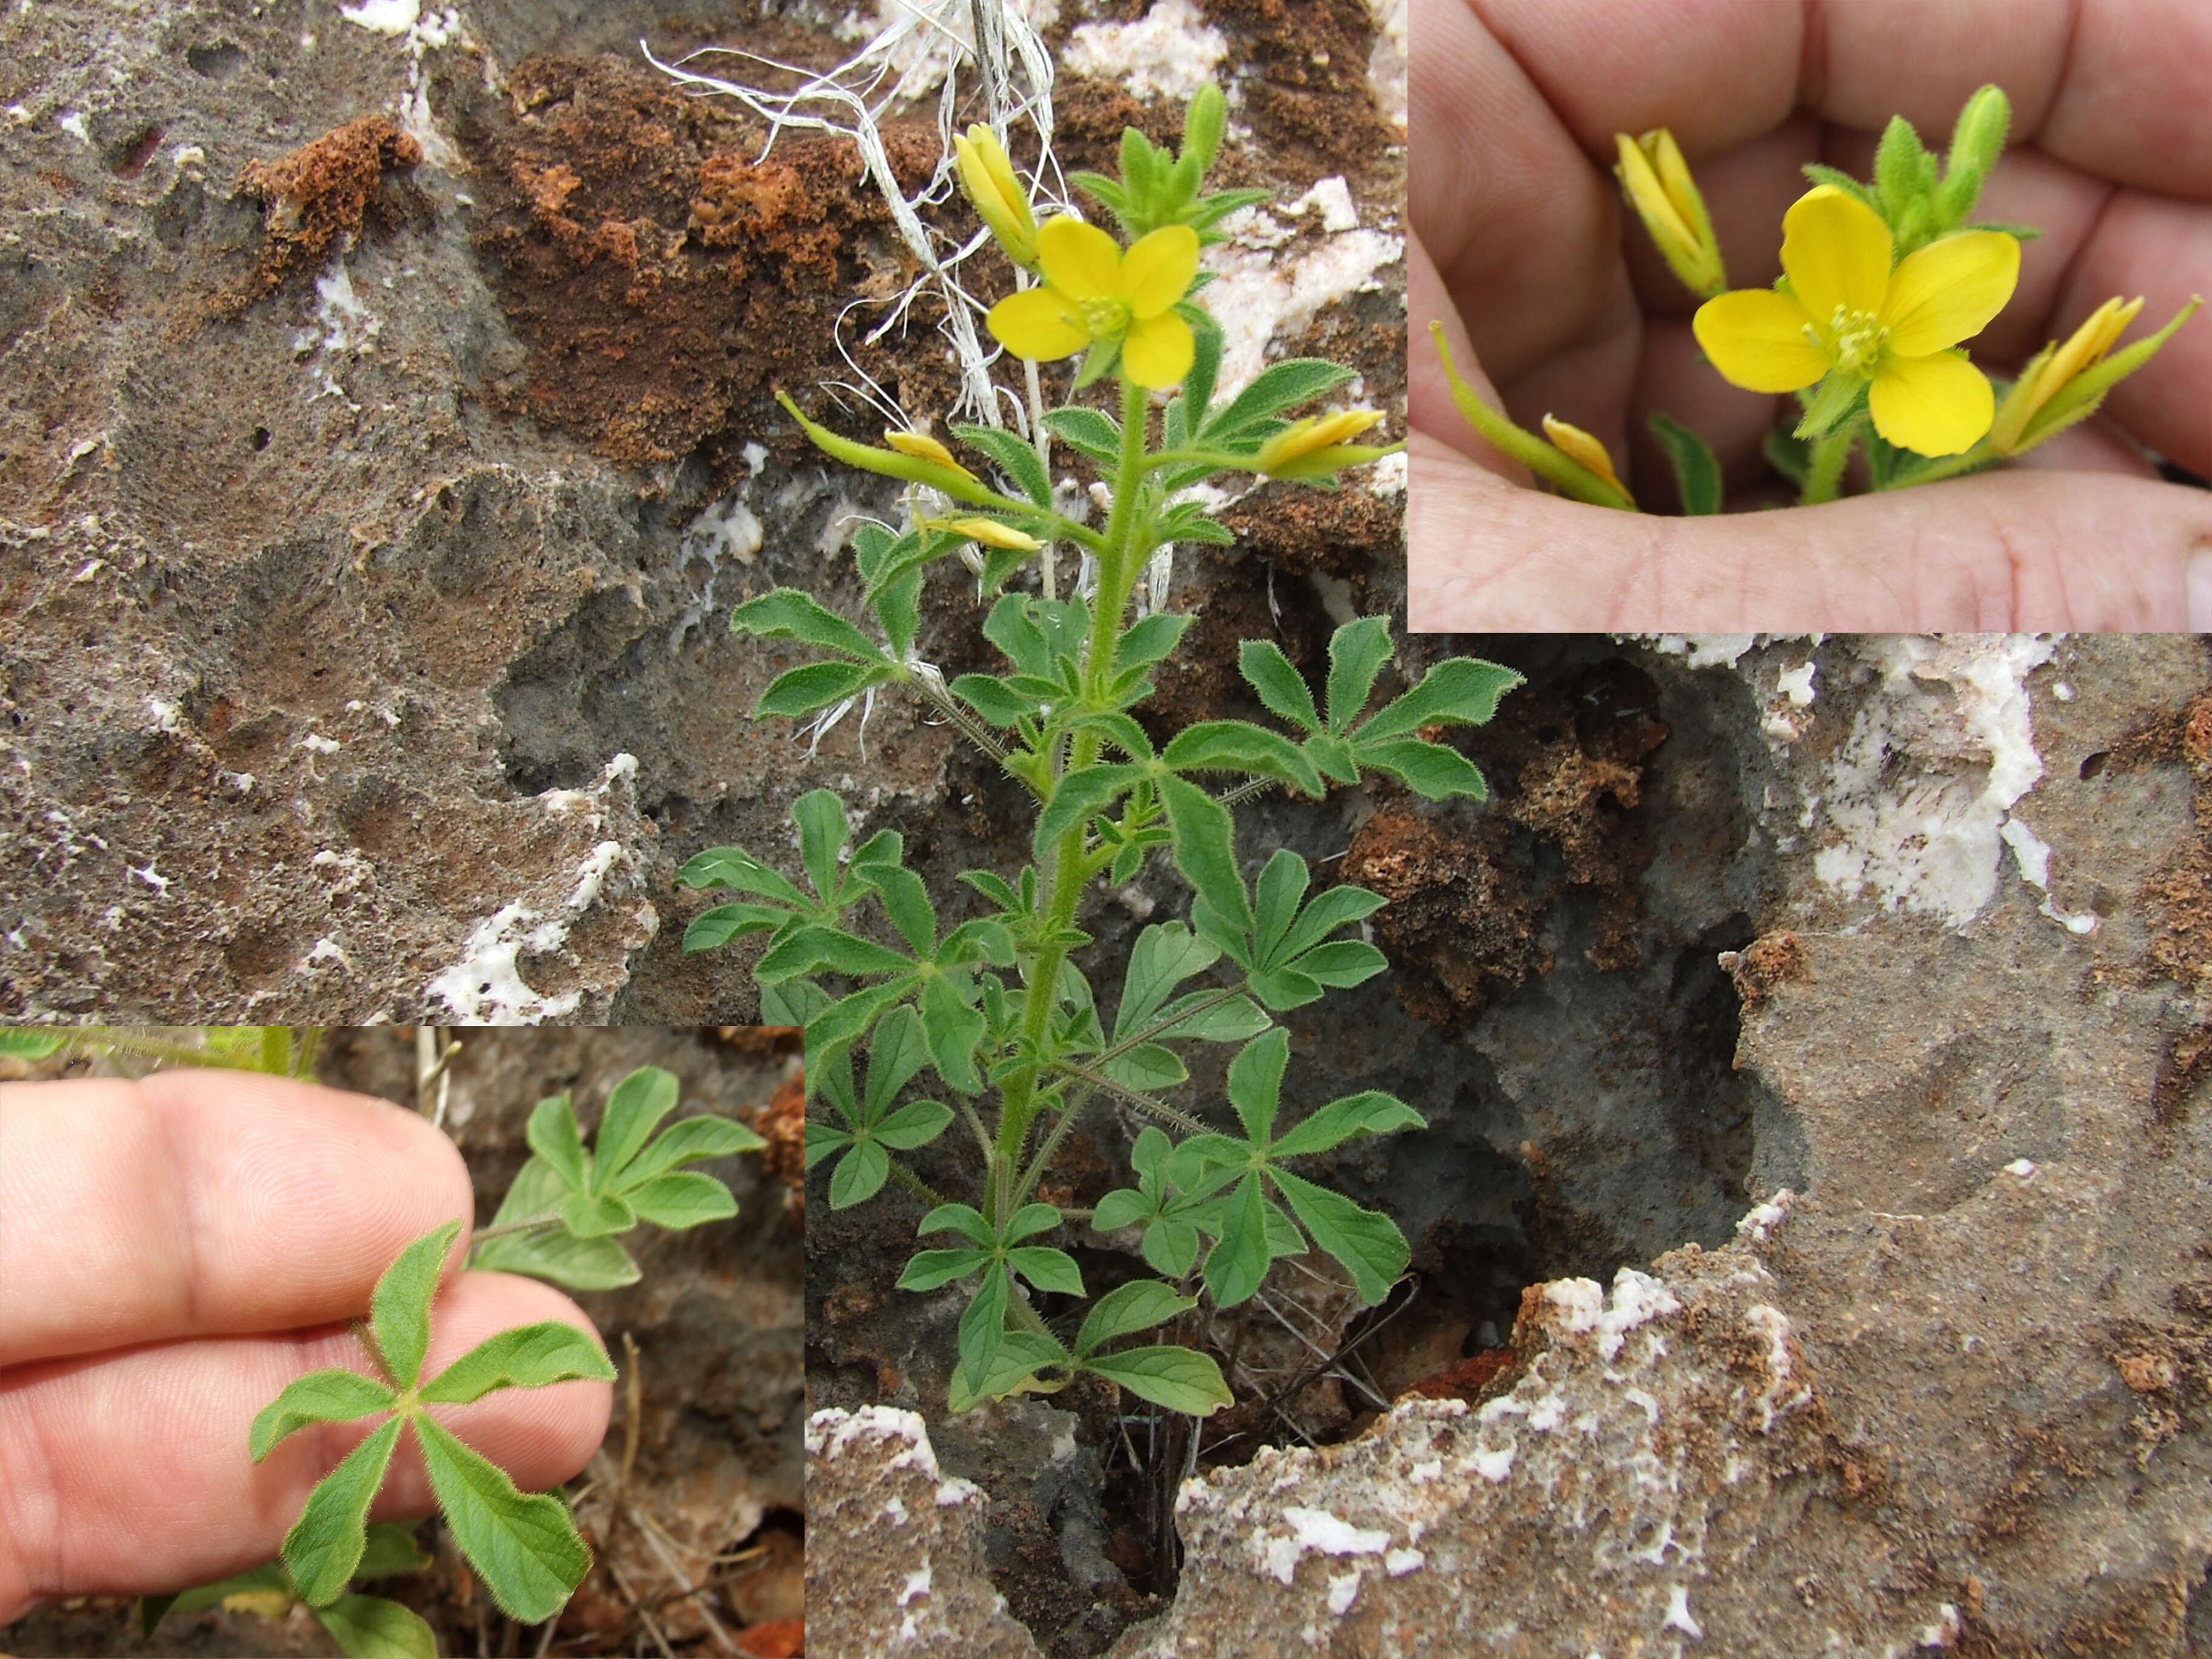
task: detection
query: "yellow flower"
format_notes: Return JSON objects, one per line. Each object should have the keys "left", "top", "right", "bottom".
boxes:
{"left": 1615, "top": 129, "right": 1726, "bottom": 299}
{"left": 952, "top": 125, "right": 1038, "bottom": 269}
{"left": 1692, "top": 186, "right": 2020, "bottom": 457}
{"left": 987, "top": 217, "right": 1200, "bottom": 389}
{"left": 925, "top": 515, "right": 1039, "bottom": 551}
{"left": 885, "top": 428, "right": 978, "bottom": 481}
{"left": 1540, "top": 415, "right": 1635, "bottom": 508}
{"left": 1252, "top": 409, "right": 1387, "bottom": 478}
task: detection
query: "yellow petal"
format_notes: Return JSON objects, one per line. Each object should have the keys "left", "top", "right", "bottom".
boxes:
{"left": 1867, "top": 349, "right": 1995, "bottom": 457}
{"left": 1121, "top": 310, "right": 1195, "bottom": 388}
{"left": 1122, "top": 224, "right": 1201, "bottom": 318}
{"left": 1779, "top": 186, "right": 1892, "bottom": 326}
{"left": 1036, "top": 216, "right": 1123, "bottom": 301}
{"left": 1879, "top": 230, "right": 2020, "bottom": 355}
{"left": 988, "top": 288, "right": 1089, "bottom": 361}
{"left": 937, "top": 516, "right": 1040, "bottom": 550}
{"left": 1692, "top": 287, "right": 1831, "bottom": 392}
{"left": 886, "top": 429, "right": 960, "bottom": 469}
{"left": 1540, "top": 415, "right": 1628, "bottom": 495}
{"left": 2042, "top": 295, "right": 2142, "bottom": 389}
{"left": 1617, "top": 132, "right": 1697, "bottom": 252}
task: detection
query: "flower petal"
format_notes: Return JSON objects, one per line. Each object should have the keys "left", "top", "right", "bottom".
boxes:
{"left": 1880, "top": 230, "right": 2020, "bottom": 355}
{"left": 1691, "top": 288, "right": 1831, "bottom": 392}
{"left": 1868, "top": 349, "right": 1995, "bottom": 457}
{"left": 1121, "top": 310, "right": 1195, "bottom": 389}
{"left": 1778, "top": 186, "right": 1891, "bottom": 326}
{"left": 1122, "top": 225, "right": 1201, "bottom": 318}
{"left": 988, "top": 288, "right": 1089, "bottom": 361}
{"left": 1036, "top": 216, "right": 1123, "bottom": 301}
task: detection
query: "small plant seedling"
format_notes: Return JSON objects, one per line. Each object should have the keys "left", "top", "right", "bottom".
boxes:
{"left": 249, "top": 1220, "right": 616, "bottom": 1625}
{"left": 469, "top": 1065, "right": 768, "bottom": 1290}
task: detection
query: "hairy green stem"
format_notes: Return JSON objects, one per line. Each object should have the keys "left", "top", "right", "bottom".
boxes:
{"left": 991, "top": 376, "right": 1154, "bottom": 1225}
{"left": 1882, "top": 439, "right": 1999, "bottom": 490}
{"left": 1800, "top": 420, "right": 1860, "bottom": 506}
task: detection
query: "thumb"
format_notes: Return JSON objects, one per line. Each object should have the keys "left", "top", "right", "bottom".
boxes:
{"left": 1408, "top": 434, "right": 2212, "bottom": 631}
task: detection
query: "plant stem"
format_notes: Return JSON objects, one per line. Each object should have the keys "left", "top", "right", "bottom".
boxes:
{"left": 1882, "top": 440, "right": 1999, "bottom": 491}
{"left": 1800, "top": 420, "right": 1859, "bottom": 506}
{"left": 467, "top": 1212, "right": 563, "bottom": 1246}
{"left": 992, "top": 377, "right": 1153, "bottom": 1224}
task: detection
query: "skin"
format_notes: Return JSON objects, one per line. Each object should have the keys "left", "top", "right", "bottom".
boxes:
{"left": 1412, "top": 0, "right": 2212, "bottom": 629}
{"left": 0, "top": 1071, "right": 613, "bottom": 1625}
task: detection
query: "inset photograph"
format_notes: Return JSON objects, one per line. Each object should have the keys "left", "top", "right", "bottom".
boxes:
{"left": 1408, "top": 0, "right": 2211, "bottom": 631}
{"left": 0, "top": 1025, "right": 802, "bottom": 1658}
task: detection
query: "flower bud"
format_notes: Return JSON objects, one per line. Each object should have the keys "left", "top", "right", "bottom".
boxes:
{"left": 1988, "top": 294, "right": 2200, "bottom": 455}
{"left": 1936, "top": 84, "right": 2011, "bottom": 228}
{"left": 1541, "top": 415, "right": 1635, "bottom": 509}
{"left": 927, "top": 515, "right": 1040, "bottom": 551}
{"left": 1614, "top": 129, "right": 1727, "bottom": 299}
{"left": 1182, "top": 82, "right": 1227, "bottom": 179}
{"left": 1252, "top": 409, "right": 1387, "bottom": 478}
{"left": 885, "top": 429, "right": 978, "bottom": 481}
{"left": 952, "top": 124, "right": 1039, "bottom": 269}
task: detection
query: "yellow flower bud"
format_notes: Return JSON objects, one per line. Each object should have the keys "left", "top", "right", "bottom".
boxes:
{"left": 1252, "top": 409, "right": 1386, "bottom": 478}
{"left": 1540, "top": 415, "right": 1635, "bottom": 509}
{"left": 953, "top": 124, "right": 1039, "bottom": 269}
{"left": 1987, "top": 295, "right": 2141, "bottom": 455}
{"left": 1615, "top": 129, "right": 1727, "bottom": 300}
{"left": 927, "top": 515, "right": 1040, "bottom": 551}
{"left": 885, "top": 429, "right": 978, "bottom": 481}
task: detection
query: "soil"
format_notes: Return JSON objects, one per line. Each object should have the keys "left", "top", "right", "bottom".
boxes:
{"left": 0, "top": 1025, "right": 803, "bottom": 1659}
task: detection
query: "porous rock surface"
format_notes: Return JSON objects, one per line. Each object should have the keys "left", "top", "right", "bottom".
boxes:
{"left": 811, "top": 633, "right": 2212, "bottom": 1657}
{"left": 806, "top": 1405, "right": 1046, "bottom": 1659}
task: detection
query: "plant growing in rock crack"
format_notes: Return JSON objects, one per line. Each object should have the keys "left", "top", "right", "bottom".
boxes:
{"left": 678, "top": 83, "right": 1522, "bottom": 1416}
{"left": 0, "top": 1032, "right": 768, "bottom": 1657}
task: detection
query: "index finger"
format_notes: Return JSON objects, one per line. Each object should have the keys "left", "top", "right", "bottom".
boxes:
{"left": 0, "top": 1072, "right": 474, "bottom": 1370}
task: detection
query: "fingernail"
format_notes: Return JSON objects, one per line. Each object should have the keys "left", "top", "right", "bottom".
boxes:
{"left": 2191, "top": 550, "right": 2212, "bottom": 633}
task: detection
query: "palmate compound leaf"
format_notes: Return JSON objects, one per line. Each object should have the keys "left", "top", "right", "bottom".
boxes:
{"left": 472, "top": 1153, "right": 640, "bottom": 1290}
{"left": 414, "top": 1416, "right": 592, "bottom": 1624}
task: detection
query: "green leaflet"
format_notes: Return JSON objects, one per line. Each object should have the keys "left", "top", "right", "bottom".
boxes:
{"left": 418, "top": 1321, "right": 616, "bottom": 1406}
{"left": 415, "top": 1416, "right": 592, "bottom": 1624}
{"left": 284, "top": 1418, "right": 404, "bottom": 1606}
{"left": 369, "top": 1221, "right": 459, "bottom": 1393}
{"left": 313, "top": 1594, "right": 438, "bottom": 1659}
{"left": 249, "top": 1369, "right": 399, "bottom": 1461}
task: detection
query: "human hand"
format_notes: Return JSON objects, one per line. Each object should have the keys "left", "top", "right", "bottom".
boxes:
{"left": 0, "top": 1071, "right": 612, "bottom": 1625}
{"left": 1409, "top": 0, "right": 2212, "bottom": 629}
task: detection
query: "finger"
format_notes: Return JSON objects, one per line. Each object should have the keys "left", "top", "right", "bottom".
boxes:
{"left": 1463, "top": 0, "right": 2212, "bottom": 202}
{"left": 1409, "top": 228, "right": 1532, "bottom": 483}
{"left": 0, "top": 1072, "right": 474, "bottom": 1369}
{"left": 1413, "top": 0, "right": 1618, "bottom": 384}
{"left": 2039, "top": 0, "right": 2212, "bottom": 199}
{"left": 1407, "top": 431, "right": 2212, "bottom": 629}
{"left": 1627, "top": 318, "right": 1789, "bottom": 497}
{"left": 0, "top": 1270, "right": 612, "bottom": 1619}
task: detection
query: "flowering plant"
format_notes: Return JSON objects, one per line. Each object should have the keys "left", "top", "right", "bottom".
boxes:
{"left": 682, "top": 87, "right": 1519, "bottom": 1415}
{"left": 1438, "top": 85, "right": 2198, "bottom": 512}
